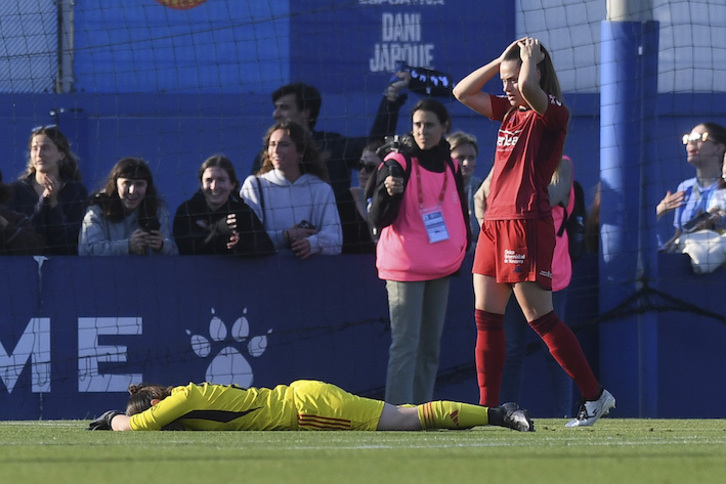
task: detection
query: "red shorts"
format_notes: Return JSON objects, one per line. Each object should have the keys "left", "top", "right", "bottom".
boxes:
{"left": 472, "top": 218, "right": 555, "bottom": 290}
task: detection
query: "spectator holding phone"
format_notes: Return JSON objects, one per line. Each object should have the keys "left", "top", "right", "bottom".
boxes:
{"left": 79, "top": 157, "right": 177, "bottom": 256}
{"left": 240, "top": 121, "right": 342, "bottom": 258}
{"left": 657, "top": 122, "right": 726, "bottom": 251}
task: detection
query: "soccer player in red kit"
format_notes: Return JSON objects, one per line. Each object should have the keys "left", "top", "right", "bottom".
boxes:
{"left": 453, "top": 37, "right": 615, "bottom": 427}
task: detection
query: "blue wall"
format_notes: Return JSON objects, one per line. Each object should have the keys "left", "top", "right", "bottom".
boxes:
{"left": 2, "top": 1, "right": 726, "bottom": 421}
{"left": 0, "top": 253, "right": 723, "bottom": 420}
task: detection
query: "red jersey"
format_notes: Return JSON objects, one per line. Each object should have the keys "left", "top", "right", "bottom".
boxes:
{"left": 484, "top": 94, "right": 569, "bottom": 220}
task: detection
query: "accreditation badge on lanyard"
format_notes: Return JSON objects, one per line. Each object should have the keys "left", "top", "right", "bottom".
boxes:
{"left": 414, "top": 159, "right": 450, "bottom": 244}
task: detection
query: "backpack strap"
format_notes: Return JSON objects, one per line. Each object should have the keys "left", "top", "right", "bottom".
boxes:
{"left": 388, "top": 151, "right": 457, "bottom": 185}
{"left": 557, "top": 181, "right": 576, "bottom": 237}
{"left": 255, "top": 176, "right": 265, "bottom": 222}
{"left": 557, "top": 205, "right": 568, "bottom": 237}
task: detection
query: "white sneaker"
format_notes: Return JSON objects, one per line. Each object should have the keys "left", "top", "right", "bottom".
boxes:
{"left": 566, "top": 389, "right": 615, "bottom": 427}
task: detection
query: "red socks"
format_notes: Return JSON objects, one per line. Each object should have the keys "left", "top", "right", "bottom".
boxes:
{"left": 529, "top": 311, "right": 600, "bottom": 400}
{"left": 475, "top": 309, "right": 600, "bottom": 405}
{"left": 474, "top": 309, "right": 505, "bottom": 407}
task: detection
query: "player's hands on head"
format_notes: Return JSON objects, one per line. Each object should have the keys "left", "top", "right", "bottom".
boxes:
{"left": 86, "top": 410, "right": 123, "bottom": 431}
{"left": 518, "top": 37, "right": 545, "bottom": 64}
{"left": 500, "top": 38, "right": 526, "bottom": 62}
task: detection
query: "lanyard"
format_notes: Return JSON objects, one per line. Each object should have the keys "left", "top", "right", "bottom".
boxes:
{"left": 414, "top": 158, "right": 448, "bottom": 210}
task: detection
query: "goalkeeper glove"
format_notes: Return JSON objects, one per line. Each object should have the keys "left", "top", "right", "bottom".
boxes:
{"left": 86, "top": 410, "right": 122, "bottom": 431}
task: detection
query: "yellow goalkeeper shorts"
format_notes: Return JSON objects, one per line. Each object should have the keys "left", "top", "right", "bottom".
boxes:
{"left": 289, "top": 380, "right": 385, "bottom": 431}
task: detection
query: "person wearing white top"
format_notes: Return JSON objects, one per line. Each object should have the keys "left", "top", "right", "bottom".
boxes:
{"left": 241, "top": 121, "right": 342, "bottom": 258}
{"left": 657, "top": 123, "right": 726, "bottom": 249}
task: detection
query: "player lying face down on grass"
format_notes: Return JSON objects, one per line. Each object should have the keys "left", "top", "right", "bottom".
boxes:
{"left": 87, "top": 379, "right": 533, "bottom": 432}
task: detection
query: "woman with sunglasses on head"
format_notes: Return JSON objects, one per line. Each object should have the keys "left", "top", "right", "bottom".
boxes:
{"left": 656, "top": 123, "right": 726, "bottom": 251}
{"left": 454, "top": 37, "right": 614, "bottom": 427}
{"left": 7, "top": 125, "right": 88, "bottom": 255}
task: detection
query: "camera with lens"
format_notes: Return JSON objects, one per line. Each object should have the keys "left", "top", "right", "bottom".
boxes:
{"left": 386, "top": 159, "right": 404, "bottom": 179}
{"left": 392, "top": 61, "right": 454, "bottom": 98}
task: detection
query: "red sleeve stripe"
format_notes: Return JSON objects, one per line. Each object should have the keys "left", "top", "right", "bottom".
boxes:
{"left": 419, "top": 403, "right": 435, "bottom": 429}
{"left": 297, "top": 414, "right": 352, "bottom": 430}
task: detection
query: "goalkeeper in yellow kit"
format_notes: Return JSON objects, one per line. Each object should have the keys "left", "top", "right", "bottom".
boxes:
{"left": 87, "top": 380, "right": 533, "bottom": 432}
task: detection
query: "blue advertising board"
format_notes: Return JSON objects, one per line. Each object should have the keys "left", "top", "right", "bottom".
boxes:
{"left": 289, "top": 0, "right": 513, "bottom": 94}
{"left": 0, "top": 255, "right": 392, "bottom": 419}
{"left": 1, "top": 254, "right": 725, "bottom": 420}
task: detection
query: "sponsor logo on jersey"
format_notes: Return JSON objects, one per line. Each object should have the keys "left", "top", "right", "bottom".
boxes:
{"left": 497, "top": 129, "right": 521, "bottom": 148}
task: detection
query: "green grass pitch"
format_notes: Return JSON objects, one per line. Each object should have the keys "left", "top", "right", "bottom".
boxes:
{"left": 1, "top": 419, "right": 724, "bottom": 483}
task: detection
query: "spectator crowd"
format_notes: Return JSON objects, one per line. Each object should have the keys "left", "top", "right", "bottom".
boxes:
{"left": 5, "top": 50, "right": 725, "bottom": 427}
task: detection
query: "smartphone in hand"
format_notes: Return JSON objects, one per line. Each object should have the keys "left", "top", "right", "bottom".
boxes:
{"left": 682, "top": 212, "right": 717, "bottom": 233}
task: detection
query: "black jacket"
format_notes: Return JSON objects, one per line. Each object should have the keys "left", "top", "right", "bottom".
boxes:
{"left": 7, "top": 176, "right": 88, "bottom": 255}
{"left": 0, "top": 206, "right": 45, "bottom": 255}
{"left": 173, "top": 190, "right": 274, "bottom": 256}
{"left": 250, "top": 94, "right": 407, "bottom": 199}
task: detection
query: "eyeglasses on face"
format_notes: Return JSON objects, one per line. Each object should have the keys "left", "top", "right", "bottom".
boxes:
{"left": 682, "top": 132, "right": 709, "bottom": 145}
{"left": 357, "top": 162, "right": 377, "bottom": 174}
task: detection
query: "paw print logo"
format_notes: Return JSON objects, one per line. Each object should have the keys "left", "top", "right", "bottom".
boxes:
{"left": 187, "top": 308, "right": 271, "bottom": 386}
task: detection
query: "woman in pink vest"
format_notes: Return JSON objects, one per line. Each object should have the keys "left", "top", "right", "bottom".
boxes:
{"left": 369, "top": 98, "right": 470, "bottom": 405}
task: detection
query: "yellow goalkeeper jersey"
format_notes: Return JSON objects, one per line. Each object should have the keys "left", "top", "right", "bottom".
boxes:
{"left": 128, "top": 380, "right": 384, "bottom": 431}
